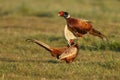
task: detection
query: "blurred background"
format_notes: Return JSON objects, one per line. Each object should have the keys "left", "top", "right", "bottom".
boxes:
{"left": 0, "top": 0, "right": 120, "bottom": 80}
{"left": 0, "top": 0, "right": 120, "bottom": 51}
{"left": 0, "top": 0, "right": 120, "bottom": 20}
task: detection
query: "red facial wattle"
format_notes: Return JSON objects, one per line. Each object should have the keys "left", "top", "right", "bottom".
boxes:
{"left": 58, "top": 11, "right": 64, "bottom": 16}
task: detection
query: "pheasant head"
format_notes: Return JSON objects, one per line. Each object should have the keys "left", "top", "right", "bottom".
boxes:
{"left": 58, "top": 11, "right": 70, "bottom": 18}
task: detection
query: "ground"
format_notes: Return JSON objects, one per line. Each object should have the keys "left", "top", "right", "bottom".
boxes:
{"left": 0, "top": 0, "right": 120, "bottom": 80}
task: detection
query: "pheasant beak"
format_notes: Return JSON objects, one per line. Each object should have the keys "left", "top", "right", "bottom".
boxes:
{"left": 58, "top": 14, "right": 61, "bottom": 16}
{"left": 69, "top": 39, "right": 75, "bottom": 46}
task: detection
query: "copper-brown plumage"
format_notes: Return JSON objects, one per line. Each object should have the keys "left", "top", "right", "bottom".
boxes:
{"left": 26, "top": 39, "right": 79, "bottom": 63}
{"left": 58, "top": 11, "right": 107, "bottom": 41}
{"left": 66, "top": 17, "right": 92, "bottom": 35}
{"left": 59, "top": 44, "right": 79, "bottom": 63}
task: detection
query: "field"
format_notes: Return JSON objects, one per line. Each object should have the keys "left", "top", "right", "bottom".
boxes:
{"left": 0, "top": 0, "right": 120, "bottom": 80}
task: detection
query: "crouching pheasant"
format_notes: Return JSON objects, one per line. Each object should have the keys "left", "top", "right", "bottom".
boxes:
{"left": 26, "top": 39, "right": 79, "bottom": 63}
{"left": 58, "top": 11, "right": 107, "bottom": 44}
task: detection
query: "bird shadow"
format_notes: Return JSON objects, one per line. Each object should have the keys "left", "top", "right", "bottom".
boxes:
{"left": 0, "top": 57, "right": 59, "bottom": 64}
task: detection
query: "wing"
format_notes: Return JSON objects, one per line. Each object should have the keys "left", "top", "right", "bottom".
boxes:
{"left": 59, "top": 46, "right": 77, "bottom": 60}
{"left": 67, "top": 18, "right": 92, "bottom": 32}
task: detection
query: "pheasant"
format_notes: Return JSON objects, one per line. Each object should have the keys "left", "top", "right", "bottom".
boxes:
{"left": 26, "top": 39, "right": 79, "bottom": 63}
{"left": 58, "top": 11, "right": 107, "bottom": 44}
{"left": 59, "top": 42, "right": 79, "bottom": 63}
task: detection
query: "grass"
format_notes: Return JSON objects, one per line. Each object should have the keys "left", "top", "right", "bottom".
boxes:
{"left": 0, "top": 0, "right": 120, "bottom": 80}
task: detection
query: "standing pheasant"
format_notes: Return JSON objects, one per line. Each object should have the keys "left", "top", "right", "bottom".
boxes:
{"left": 58, "top": 11, "right": 107, "bottom": 44}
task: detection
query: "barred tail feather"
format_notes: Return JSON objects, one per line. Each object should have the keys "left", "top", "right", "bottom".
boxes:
{"left": 89, "top": 28, "right": 107, "bottom": 41}
{"left": 26, "top": 39, "right": 52, "bottom": 52}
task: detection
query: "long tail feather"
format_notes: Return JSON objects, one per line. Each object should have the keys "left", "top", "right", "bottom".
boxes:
{"left": 26, "top": 39, "right": 52, "bottom": 52}
{"left": 89, "top": 28, "right": 107, "bottom": 41}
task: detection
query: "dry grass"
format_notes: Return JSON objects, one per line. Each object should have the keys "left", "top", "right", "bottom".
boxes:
{"left": 0, "top": 0, "right": 120, "bottom": 80}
